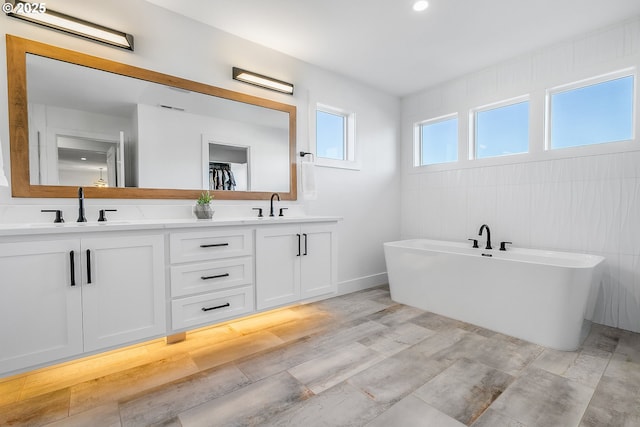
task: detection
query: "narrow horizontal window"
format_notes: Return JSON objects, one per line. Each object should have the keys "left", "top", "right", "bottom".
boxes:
{"left": 418, "top": 116, "right": 458, "bottom": 165}
{"left": 474, "top": 100, "right": 529, "bottom": 159}
{"left": 549, "top": 74, "right": 634, "bottom": 150}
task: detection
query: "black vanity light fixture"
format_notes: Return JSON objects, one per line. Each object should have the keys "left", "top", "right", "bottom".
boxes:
{"left": 4, "top": 0, "right": 134, "bottom": 50}
{"left": 232, "top": 67, "right": 294, "bottom": 95}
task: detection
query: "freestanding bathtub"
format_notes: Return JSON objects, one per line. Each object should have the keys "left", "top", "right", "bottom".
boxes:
{"left": 383, "top": 239, "right": 605, "bottom": 351}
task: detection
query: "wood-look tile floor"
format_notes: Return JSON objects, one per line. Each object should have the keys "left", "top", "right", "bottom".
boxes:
{"left": 1, "top": 285, "right": 640, "bottom": 426}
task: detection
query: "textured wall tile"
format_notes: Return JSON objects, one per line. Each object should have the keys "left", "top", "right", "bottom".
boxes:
{"left": 532, "top": 41, "right": 573, "bottom": 84}
{"left": 466, "top": 186, "right": 497, "bottom": 238}
{"left": 496, "top": 57, "right": 533, "bottom": 95}
{"left": 423, "top": 171, "right": 443, "bottom": 189}
{"left": 400, "top": 190, "right": 422, "bottom": 238}
{"left": 496, "top": 184, "right": 532, "bottom": 248}
{"left": 422, "top": 188, "right": 443, "bottom": 239}
{"left": 529, "top": 160, "right": 554, "bottom": 184}
{"left": 589, "top": 254, "right": 620, "bottom": 328}
{"left": 440, "top": 187, "right": 468, "bottom": 241}
{"left": 571, "top": 180, "right": 621, "bottom": 254}
{"left": 441, "top": 79, "right": 467, "bottom": 108}
{"left": 529, "top": 182, "right": 572, "bottom": 250}
{"left": 617, "top": 255, "right": 640, "bottom": 332}
{"left": 573, "top": 26, "right": 625, "bottom": 69}
{"left": 582, "top": 153, "right": 624, "bottom": 182}
{"left": 404, "top": 173, "right": 422, "bottom": 191}
{"left": 619, "top": 178, "right": 640, "bottom": 256}
{"left": 624, "top": 18, "right": 640, "bottom": 55}
{"left": 550, "top": 158, "right": 574, "bottom": 183}
{"left": 621, "top": 151, "right": 640, "bottom": 179}
{"left": 466, "top": 67, "right": 497, "bottom": 104}
{"left": 470, "top": 166, "right": 497, "bottom": 187}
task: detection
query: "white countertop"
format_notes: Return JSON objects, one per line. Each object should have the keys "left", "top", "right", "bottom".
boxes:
{"left": 0, "top": 216, "right": 342, "bottom": 237}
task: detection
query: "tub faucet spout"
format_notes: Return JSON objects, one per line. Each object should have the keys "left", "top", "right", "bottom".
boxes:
{"left": 478, "top": 224, "right": 491, "bottom": 250}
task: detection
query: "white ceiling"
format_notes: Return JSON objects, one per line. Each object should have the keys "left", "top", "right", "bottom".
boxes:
{"left": 145, "top": 0, "right": 640, "bottom": 96}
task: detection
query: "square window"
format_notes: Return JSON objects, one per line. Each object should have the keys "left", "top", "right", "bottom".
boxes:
{"left": 419, "top": 116, "right": 458, "bottom": 165}
{"left": 474, "top": 100, "right": 529, "bottom": 159}
{"left": 549, "top": 75, "right": 634, "bottom": 149}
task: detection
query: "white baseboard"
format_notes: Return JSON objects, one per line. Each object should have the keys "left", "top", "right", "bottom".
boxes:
{"left": 337, "top": 272, "right": 388, "bottom": 296}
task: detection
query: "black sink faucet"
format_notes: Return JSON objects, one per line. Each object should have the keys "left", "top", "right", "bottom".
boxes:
{"left": 478, "top": 224, "right": 491, "bottom": 250}
{"left": 77, "top": 187, "right": 87, "bottom": 222}
{"left": 269, "top": 193, "right": 280, "bottom": 217}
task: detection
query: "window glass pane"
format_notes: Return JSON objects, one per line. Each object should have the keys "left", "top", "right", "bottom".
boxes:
{"left": 316, "top": 110, "right": 345, "bottom": 160}
{"left": 550, "top": 76, "right": 634, "bottom": 149}
{"left": 476, "top": 101, "right": 529, "bottom": 159}
{"left": 420, "top": 117, "right": 458, "bottom": 165}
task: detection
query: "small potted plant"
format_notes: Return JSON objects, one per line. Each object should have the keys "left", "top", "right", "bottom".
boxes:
{"left": 194, "top": 191, "right": 214, "bottom": 219}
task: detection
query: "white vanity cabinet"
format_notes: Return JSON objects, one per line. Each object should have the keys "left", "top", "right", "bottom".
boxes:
{"left": 256, "top": 222, "right": 337, "bottom": 310}
{"left": 0, "top": 217, "right": 339, "bottom": 377}
{"left": 0, "top": 233, "right": 166, "bottom": 375}
{"left": 169, "top": 228, "right": 255, "bottom": 331}
{"left": 80, "top": 234, "right": 166, "bottom": 351}
{"left": 0, "top": 240, "right": 83, "bottom": 374}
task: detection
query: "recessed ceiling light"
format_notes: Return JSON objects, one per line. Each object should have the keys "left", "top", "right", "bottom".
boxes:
{"left": 413, "top": 1, "right": 429, "bottom": 12}
{"left": 80, "top": 157, "right": 87, "bottom": 161}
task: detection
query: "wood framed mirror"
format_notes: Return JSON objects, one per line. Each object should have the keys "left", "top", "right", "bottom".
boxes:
{"left": 6, "top": 35, "right": 297, "bottom": 200}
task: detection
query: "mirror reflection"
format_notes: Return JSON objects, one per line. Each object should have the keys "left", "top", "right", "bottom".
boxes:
{"left": 26, "top": 53, "right": 291, "bottom": 193}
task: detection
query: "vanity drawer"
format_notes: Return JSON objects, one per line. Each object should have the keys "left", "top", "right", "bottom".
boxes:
{"left": 171, "top": 286, "right": 254, "bottom": 330}
{"left": 170, "top": 228, "right": 253, "bottom": 263}
{"left": 170, "top": 257, "right": 253, "bottom": 297}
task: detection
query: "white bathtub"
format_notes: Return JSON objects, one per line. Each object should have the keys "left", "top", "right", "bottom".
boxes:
{"left": 383, "top": 239, "right": 605, "bottom": 351}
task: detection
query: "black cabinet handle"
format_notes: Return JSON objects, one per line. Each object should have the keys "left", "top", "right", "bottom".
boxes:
{"left": 296, "top": 234, "right": 301, "bottom": 256}
{"left": 303, "top": 233, "right": 308, "bottom": 256}
{"left": 201, "top": 303, "right": 230, "bottom": 312}
{"left": 70, "top": 250, "right": 75, "bottom": 287}
{"left": 201, "top": 273, "right": 230, "bottom": 281}
{"left": 86, "top": 249, "right": 92, "bottom": 284}
{"left": 200, "top": 243, "right": 229, "bottom": 248}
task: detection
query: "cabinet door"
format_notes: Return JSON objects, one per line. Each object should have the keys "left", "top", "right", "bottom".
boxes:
{"left": 256, "top": 225, "right": 301, "bottom": 310}
{"left": 0, "top": 240, "right": 83, "bottom": 375}
{"left": 301, "top": 224, "right": 337, "bottom": 299}
{"left": 81, "top": 234, "right": 166, "bottom": 352}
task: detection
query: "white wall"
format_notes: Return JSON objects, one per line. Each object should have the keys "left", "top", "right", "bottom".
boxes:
{"left": 0, "top": 0, "right": 400, "bottom": 293}
{"left": 401, "top": 17, "right": 640, "bottom": 332}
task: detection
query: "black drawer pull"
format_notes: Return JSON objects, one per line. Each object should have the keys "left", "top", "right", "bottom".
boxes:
{"left": 303, "top": 233, "right": 308, "bottom": 256}
{"left": 296, "top": 234, "right": 301, "bottom": 256}
{"left": 200, "top": 243, "right": 229, "bottom": 248}
{"left": 201, "top": 273, "right": 230, "bottom": 281}
{"left": 86, "top": 249, "right": 92, "bottom": 284}
{"left": 201, "top": 303, "right": 230, "bottom": 312}
{"left": 70, "top": 250, "right": 76, "bottom": 287}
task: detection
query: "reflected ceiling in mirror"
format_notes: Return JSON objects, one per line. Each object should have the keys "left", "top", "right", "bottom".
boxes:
{"left": 7, "top": 35, "right": 297, "bottom": 200}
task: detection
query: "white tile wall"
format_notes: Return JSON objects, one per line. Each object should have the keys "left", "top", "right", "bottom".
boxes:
{"left": 401, "top": 16, "right": 640, "bottom": 333}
